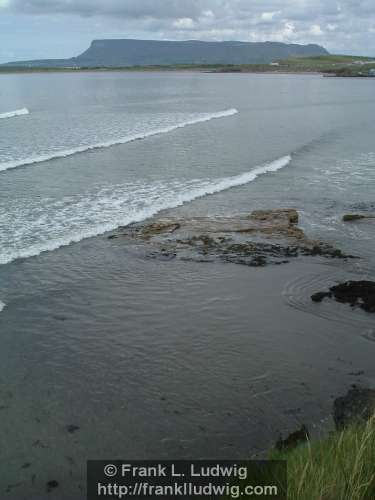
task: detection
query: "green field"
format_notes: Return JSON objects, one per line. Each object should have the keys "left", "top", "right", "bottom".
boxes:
{"left": 1, "top": 55, "right": 375, "bottom": 77}
{"left": 273, "top": 54, "right": 375, "bottom": 76}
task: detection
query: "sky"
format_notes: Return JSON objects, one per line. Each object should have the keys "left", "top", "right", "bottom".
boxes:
{"left": 0, "top": 0, "right": 374, "bottom": 63}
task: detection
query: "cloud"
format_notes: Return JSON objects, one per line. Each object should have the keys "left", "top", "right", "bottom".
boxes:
{"left": 173, "top": 18, "right": 195, "bottom": 30}
{"left": 2, "top": 0, "right": 375, "bottom": 57}
{"left": 7, "top": 0, "right": 209, "bottom": 19}
{"left": 260, "top": 11, "right": 281, "bottom": 23}
{"left": 310, "top": 24, "right": 323, "bottom": 36}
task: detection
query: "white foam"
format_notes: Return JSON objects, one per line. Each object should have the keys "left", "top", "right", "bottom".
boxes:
{"left": 0, "top": 154, "right": 291, "bottom": 265}
{"left": 0, "top": 108, "right": 29, "bottom": 120}
{"left": 0, "top": 108, "right": 238, "bottom": 173}
{"left": 0, "top": 301, "right": 5, "bottom": 312}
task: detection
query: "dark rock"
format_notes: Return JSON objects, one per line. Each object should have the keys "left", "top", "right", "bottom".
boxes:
{"left": 311, "top": 291, "right": 332, "bottom": 303}
{"left": 66, "top": 424, "right": 80, "bottom": 434}
{"left": 146, "top": 251, "right": 176, "bottom": 261}
{"left": 32, "top": 439, "right": 48, "bottom": 448}
{"left": 47, "top": 480, "right": 59, "bottom": 492}
{"left": 333, "top": 387, "right": 375, "bottom": 430}
{"left": 349, "top": 370, "right": 365, "bottom": 376}
{"left": 343, "top": 214, "right": 375, "bottom": 222}
{"left": 275, "top": 425, "right": 310, "bottom": 451}
{"left": 53, "top": 315, "right": 67, "bottom": 321}
{"left": 303, "top": 244, "right": 355, "bottom": 259}
{"left": 250, "top": 255, "right": 267, "bottom": 267}
{"left": 332, "top": 281, "right": 375, "bottom": 313}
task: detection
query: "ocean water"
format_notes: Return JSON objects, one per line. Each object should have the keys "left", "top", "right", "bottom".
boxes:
{"left": 0, "top": 72, "right": 375, "bottom": 499}
{"left": 1, "top": 72, "right": 375, "bottom": 268}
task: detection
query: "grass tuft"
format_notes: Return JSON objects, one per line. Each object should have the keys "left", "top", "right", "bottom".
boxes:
{"left": 270, "top": 416, "right": 375, "bottom": 499}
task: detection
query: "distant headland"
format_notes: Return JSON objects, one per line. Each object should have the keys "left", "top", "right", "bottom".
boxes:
{"left": 2, "top": 39, "right": 375, "bottom": 77}
{"left": 1, "top": 38, "right": 328, "bottom": 68}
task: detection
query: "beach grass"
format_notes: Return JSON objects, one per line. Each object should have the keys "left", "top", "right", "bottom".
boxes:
{"left": 270, "top": 416, "right": 375, "bottom": 500}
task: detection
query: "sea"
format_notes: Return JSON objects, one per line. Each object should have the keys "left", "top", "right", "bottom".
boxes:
{"left": 0, "top": 71, "right": 374, "bottom": 499}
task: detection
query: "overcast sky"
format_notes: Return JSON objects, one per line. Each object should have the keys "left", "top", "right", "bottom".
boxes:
{"left": 1, "top": 0, "right": 374, "bottom": 63}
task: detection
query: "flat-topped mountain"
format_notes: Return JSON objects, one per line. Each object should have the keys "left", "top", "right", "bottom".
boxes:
{"left": 3, "top": 39, "right": 329, "bottom": 68}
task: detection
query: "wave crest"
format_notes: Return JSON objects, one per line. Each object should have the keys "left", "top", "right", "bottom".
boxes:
{"left": 0, "top": 108, "right": 238, "bottom": 173}
{"left": 0, "top": 154, "right": 291, "bottom": 265}
{"left": 0, "top": 108, "right": 29, "bottom": 120}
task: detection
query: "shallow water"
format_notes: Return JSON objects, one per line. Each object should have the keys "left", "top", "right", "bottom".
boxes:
{"left": 0, "top": 72, "right": 375, "bottom": 499}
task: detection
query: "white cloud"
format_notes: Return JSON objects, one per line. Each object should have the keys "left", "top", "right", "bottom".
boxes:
{"left": 173, "top": 17, "right": 195, "bottom": 29}
{"left": 202, "top": 10, "right": 214, "bottom": 19}
{"left": 261, "top": 11, "right": 280, "bottom": 22}
{"left": 283, "top": 22, "right": 296, "bottom": 38}
{"left": 310, "top": 24, "right": 323, "bottom": 36}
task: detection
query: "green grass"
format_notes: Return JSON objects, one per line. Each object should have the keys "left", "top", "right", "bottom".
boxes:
{"left": 270, "top": 416, "right": 375, "bottom": 500}
{"left": 0, "top": 63, "right": 279, "bottom": 73}
{"left": 274, "top": 54, "right": 375, "bottom": 75}
{"left": 290, "top": 54, "right": 375, "bottom": 63}
{"left": 1, "top": 54, "right": 375, "bottom": 76}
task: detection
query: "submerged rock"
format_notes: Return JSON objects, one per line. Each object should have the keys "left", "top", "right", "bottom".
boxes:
{"left": 66, "top": 424, "right": 80, "bottom": 434}
{"left": 46, "top": 480, "right": 59, "bottom": 492}
{"left": 343, "top": 214, "right": 375, "bottom": 222}
{"left": 311, "top": 281, "right": 375, "bottom": 313}
{"left": 333, "top": 387, "right": 375, "bottom": 430}
{"left": 110, "top": 209, "right": 354, "bottom": 267}
{"left": 311, "top": 291, "right": 331, "bottom": 303}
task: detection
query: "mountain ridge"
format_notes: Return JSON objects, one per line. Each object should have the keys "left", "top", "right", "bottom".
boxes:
{"left": 2, "top": 38, "right": 329, "bottom": 68}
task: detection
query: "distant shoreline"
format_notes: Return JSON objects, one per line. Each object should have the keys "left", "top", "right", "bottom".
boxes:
{"left": 0, "top": 66, "right": 324, "bottom": 75}
{"left": 1, "top": 58, "right": 374, "bottom": 77}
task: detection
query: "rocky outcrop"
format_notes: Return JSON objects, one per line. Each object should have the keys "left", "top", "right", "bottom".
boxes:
{"left": 109, "top": 209, "right": 354, "bottom": 267}
{"left": 311, "top": 281, "right": 375, "bottom": 313}
{"left": 275, "top": 425, "right": 310, "bottom": 451}
{"left": 333, "top": 387, "right": 375, "bottom": 430}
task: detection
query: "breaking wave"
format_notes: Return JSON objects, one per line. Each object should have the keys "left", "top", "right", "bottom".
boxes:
{"left": 0, "top": 108, "right": 29, "bottom": 120}
{"left": 0, "top": 108, "right": 238, "bottom": 173}
{"left": 0, "top": 154, "right": 291, "bottom": 265}
{"left": 0, "top": 301, "right": 5, "bottom": 312}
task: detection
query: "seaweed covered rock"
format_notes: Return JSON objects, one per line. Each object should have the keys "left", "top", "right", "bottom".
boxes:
{"left": 109, "top": 209, "right": 354, "bottom": 267}
{"left": 311, "top": 281, "right": 375, "bottom": 313}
